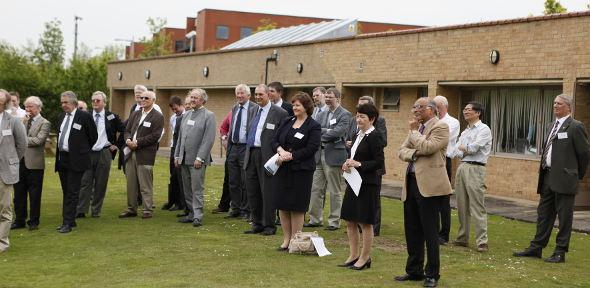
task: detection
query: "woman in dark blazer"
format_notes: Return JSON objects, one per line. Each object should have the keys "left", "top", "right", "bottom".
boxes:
{"left": 339, "top": 103, "right": 384, "bottom": 270}
{"left": 272, "top": 92, "right": 321, "bottom": 251}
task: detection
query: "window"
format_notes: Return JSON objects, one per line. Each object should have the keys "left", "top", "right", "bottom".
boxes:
{"left": 240, "top": 27, "right": 253, "bottom": 39}
{"left": 382, "top": 88, "right": 400, "bottom": 111}
{"left": 175, "top": 40, "right": 185, "bottom": 52}
{"left": 216, "top": 25, "right": 229, "bottom": 40}
{"left": 418, "top": 87, "right": 428, "bottom": 98}
{"left": 461, "top": 86, "right": 561, "bottom": 157}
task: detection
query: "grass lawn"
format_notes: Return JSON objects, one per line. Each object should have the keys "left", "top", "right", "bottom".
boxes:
{"left": 1, "top": 156, "right": 589, "bottom": 287}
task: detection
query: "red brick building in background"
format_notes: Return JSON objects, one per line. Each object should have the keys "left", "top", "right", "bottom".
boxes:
{"left": 125, "top": 9, "right": 422, "bottom": 59}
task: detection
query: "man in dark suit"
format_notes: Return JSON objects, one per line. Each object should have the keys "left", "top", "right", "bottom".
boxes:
{"left": 268, "top": 81, "right": 294, "bottom": 117}
{"left": 76, "top": 91, "right": 124, "bottom": 218}
{"left": 162, "top": 95, "right": 186, "bottom": 212}
{"left": 243, "top": 84, "right": 288, "bottom": 235}
{"left": 12, "top": 96, "right": 51, "bottom": 231}
{"left": 55, "top": 91, "right": 98, "bottom": 233}
{"left": 345, "top": 96, "right": 387, "bottom": 236}
{"left": 226, "top": 84, "right": 260, "bottom": 219}
{"left": 119, "top": 91, "right": 164, "bottom": 219}
{"left": 513, "top": 94, "right": 589, "bottom": 263}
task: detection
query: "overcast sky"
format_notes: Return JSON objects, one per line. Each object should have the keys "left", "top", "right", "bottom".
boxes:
{"left": 2, "top": 0, "right": 589, "bottom": 59}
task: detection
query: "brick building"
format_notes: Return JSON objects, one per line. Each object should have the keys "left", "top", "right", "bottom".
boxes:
{"left": 108, "top": 12, "right": 590, "bottom": 208}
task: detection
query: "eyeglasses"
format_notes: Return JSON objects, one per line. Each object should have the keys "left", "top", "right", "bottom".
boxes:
{"left": 412, "top": 104, "right": 428, "bottom": 110}
{"left": 140, "top": 96, "right": 151, "bottom": 100}
{"left": 91, "top": 99, "right": 102, "bottom": 103}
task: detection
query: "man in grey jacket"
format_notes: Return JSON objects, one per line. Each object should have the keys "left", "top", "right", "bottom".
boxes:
{"left": 0, "top": 89, "right": 27, "bottom": 253}
{"left": 306, "top": 88, "right": 351, "bottom": 230}
{"left": 174, "top": 89, "right": 216, "bottom": 227}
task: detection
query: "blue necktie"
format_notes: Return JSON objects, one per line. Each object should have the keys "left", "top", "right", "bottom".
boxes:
{"left": 232, "top": 105, "right": 244, "bottom": 144}
{"left": 247, "top": 108, "right": 262, "bottom": 147}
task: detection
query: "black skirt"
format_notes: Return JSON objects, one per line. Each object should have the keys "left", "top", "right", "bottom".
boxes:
{"left": 272, "top": 165, "right": 314, "bottom": 213}
{"left": 340, "top": 183, "right": 379, "bottom": 225}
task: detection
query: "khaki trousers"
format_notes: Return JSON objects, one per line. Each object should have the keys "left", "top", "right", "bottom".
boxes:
{"left": 454, "top": 163, "right": 488, "bottom": 245}
{"left": 0, "top": 181, "right": 13, "bottom": 251}
{"left": 308, "top": 150, "right": 343, "bottom": 228}
{"left": 125, "top": 153, "right": 154, "bottom": 214}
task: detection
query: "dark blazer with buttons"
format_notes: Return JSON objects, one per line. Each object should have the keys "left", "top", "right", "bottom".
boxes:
{"left": 537, "top": 116, "right": 590, "bottom": 195}
{"left": 55, "top": 109, "right": 98, "bottom": 172}
{"left": 124, "top": 108, "right": 164, "bottom": 166}
{"left": 227, "top": 101, "right": 260, "bottom": 154}
{"left": 243, "top": 104, "right": 288, "bottom": 170}
{"left": 350, "top": 130, "right": 385, "bottom": 185}
{"left": 102, "top": 110, "right": 125, "bottom": 159}
{"left": 272, "top": 116, "right": 321, "bottom": 171}
{"left": 280, "top": 101, "right": 294, "bottom": 117}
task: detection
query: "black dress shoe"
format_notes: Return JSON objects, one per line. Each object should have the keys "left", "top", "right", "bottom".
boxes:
{"left": 211, "top": 207, "right": 229, "bottom": 214}
{"left": 192, "top": 219, "right": 202, "bottom": 227}
{"left": 512, "top": 248, "right": 542, "bottom": 258}
{"left": 119, "top": 211, "right": 137, "bottom": 218}
{"left": 168, "top": 205, "right": 181, "bottom": 211}
{"left": 394, "top": 274, "right": 425, "bottom": 281}
{"left": 337, "top": 258, "right": 358, "bottom": 267}
{"left": 545, "top": 252, "right": 565, "bottom": 263}
{"left": 303, "top": 223, "right": 322, "bottom": 228}
{"left": 350, "top": 258, "right": 371, "bottom": 270}
{"left": 260, "top": 228, "right": 276, "bottom": 236}
{"left": 161, "top": 203, "right": 172, "bottom": 210}
{"left": 423, "top": 277, "right": 438, "bottom": 287}
{"left": 224, "top": 212, "right": 241, "bottom": 219}
{"left": 57, "top": 225, "right": 72, "bottom": 233}
{"left": 244, "top": 228, "right": 263, "bottom": 234}
{"left": 10, "top": 223, "right": 26, "bottom": 230}
{"left": 176, "top": 212, "right": 189, "bottom": 218}
{"left": 439, "top": 237, "right": 448, "bottom": 245}
{"left": 28, "top": 225, "right": 39, "bottom": 231}
{"left": 325, "top": 226, "right": 339, "bottom": 231}
{"left": 75, "top": 213, "right": 86, "bottom": 219}
{"left": 178, "top": 218, "right": 193, "bottom": 224}
{"left": 277, "top": 246, "right": 288, "bottom": 252}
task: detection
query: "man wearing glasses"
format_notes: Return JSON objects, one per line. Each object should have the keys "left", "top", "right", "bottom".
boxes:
{"left": 76, "top": 91, "right": 125, "bottom": 219}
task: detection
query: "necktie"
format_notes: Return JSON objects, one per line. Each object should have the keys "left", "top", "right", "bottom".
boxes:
{"left": 232, "top": 105, "right": 244, "bottom": 144}
{"left": 26, "top": 118, "right": 32, "bottom": 133}
{"left": 407, "top": 124, "right": 426, "bottom": 174}
{"left": 247, "top": 108, "right": 262, "bottom": 147}
{"left": 95, "top": 113, "right": 100, "bottom": 127}
{"left": 58, "top": 113, "right": 71, "bottom": 151}
{"left": 541, "top": 120, "right": 560, "bottom": 168}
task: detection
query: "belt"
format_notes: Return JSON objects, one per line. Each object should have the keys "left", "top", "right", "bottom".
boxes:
{"left": 463, "top": 161, "right": 486, "bottom": 167}
{"left": 232, "top": 143, "right": 246, "bottom": 146}
{"left": 250, "top": 147, "right": 261, "bottom": 150}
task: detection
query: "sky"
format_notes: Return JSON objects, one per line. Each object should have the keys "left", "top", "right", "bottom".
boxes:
{"left": 1, "top": 0, "right": 589, "bottom": 59}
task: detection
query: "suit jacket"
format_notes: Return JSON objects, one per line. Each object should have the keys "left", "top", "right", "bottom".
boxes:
{"left": 244, "top": 104, "right": 288, "bottom": 170}
{"left": 100, "top": 110, "right": 125, "bottom": 159}
{"left": 0, "top": 112, "right": 27, "bottom": 184}
{"left": 227, "top": 101, "right": 260, "bottom": 153}
{"left": 272, "top": 117, "right": 322, "bottom": 171}
{"left": 399, "top": 117, "right": 452, "bottom": 201}
{"left": 537, "top": 116, "right": 590, "bottom": 195}
{"left": 346, "top": 116, "right": 388, "bottom": 175}
{"left": 315, "top": 105, "right": 352, "bottom": 166}
{"left": 55, "top": 109, "right": 98, "bottom": 172}
{"left": 124, "top": 108, "right": 164, "bottom": 166}
{"left": 24, "top": 115, "right": 51, "bottom": 170}
{"left": 350, "top": 130, "right": 385, "bottom": 185}
{"left": 171, "top": 113, "right": 183, "bottom": 154}
{"left": 280, "top": 101, "right": 294, "bottom": 117}
{"left": 174, "top": 108, "right": 216, "bottom": 166}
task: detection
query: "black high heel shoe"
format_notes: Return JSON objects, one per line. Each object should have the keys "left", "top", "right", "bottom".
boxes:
{"left": 350, "top": 258, "right": 371, "bottom": 270}
{"left": 337, "top": 258, "right": 359, "bottom": 267}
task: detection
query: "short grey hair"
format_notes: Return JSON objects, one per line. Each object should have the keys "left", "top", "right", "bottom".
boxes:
{"left": 256, "top": 84, "right": 269, "bottom": 94}
{"left": 134, "top": 84, "right": 148, "bottom": 93}
{"left": 142, "top": 91, "right": 156, "bottom": 100}
{"left": 359, "top": 95, "right": 375, "bottom": 105}
{"left": 433, "top": 95, "right": 449, "bottom": 107}
{"left": 0, "top": 89, "right": 12, "bottom": 109}
{"left": 188, "top": 88, "right": 208, "bottom": 103}
{"left": 92, "top": 91, "right": 107, "bottom": 103}
{"left": 61, "top": 91, "right": 78, "bottom": 105}
{"left": 24, "top": 96, "right": 43, "bottom": 110}
{"left": 556, "top": 94, "right": 573, "bottom": 108}
{"left": 235, "top": 84, "right": 251, "bottom": 95}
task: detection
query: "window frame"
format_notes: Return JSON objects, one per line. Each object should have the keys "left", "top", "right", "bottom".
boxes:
{"left": 216, "top": 25, "right": 229, "bottom": 40}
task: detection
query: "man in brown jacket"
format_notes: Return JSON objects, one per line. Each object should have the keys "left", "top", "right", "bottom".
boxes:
{"left": 395, "top": 97, "right": 452, "bottom": 288}
{"left": 119, "top": 91, "right": 164, "bottom": 219}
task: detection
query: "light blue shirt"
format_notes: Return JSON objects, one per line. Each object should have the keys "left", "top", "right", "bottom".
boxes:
{"left": 253, "top": 102, "right": 272, "bottom": 147}
{"left": 232, "top": 101, "right": 250, "bottom": 144}
{"left": 450, "top": 120, "right": 492, "bottom": 163}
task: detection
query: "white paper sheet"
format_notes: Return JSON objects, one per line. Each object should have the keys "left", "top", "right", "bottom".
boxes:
{"left": 343, "top": 167, "right": 362, "bottom": 196}
{"left": 123, "top": 147, "right": 131, "bottom": 156}
{"left": 311, "top": 236, "right": 331, "bottom": 257}
{"left": 264, "top": 153, "right": 281, "bottom": 175}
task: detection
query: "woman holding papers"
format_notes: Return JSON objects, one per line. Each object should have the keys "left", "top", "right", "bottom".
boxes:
{"left": 272, "top": 92, "right": 321, "bottom": 251}
{"left": 339, "top": 103, "right": 384, "bottom": 270}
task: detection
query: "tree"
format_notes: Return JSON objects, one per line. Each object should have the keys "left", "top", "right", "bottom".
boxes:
{"left": 255, "top": 18, "right": 278, "bottom": 33}
{"left": 34, "top": 19, "right": 65, "bottom": 67}
{"left": 139, "top": 17, "right": 173, "bottom": 58}
{"left": 544, "top": 0, "right": 567, "bottom": 14}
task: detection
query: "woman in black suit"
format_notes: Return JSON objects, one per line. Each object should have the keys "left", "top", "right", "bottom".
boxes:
{"left": 272, "top": 92, "right": 321, "bottom": 251}
{"left": 339, "top": 103, "right": 384, "bottom": 270}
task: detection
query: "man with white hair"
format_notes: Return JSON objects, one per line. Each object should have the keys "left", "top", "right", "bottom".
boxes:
{"left": 130, "top": 85, "right": 162, "bottom": 115}
{"left": 0, "top": 89, "right": 27, "bottom": 252}
{"left": 76, "top": 91, "right": 124, "bottom": 218}
{"left": 433, "top": 95, "right": 460, "bottom": 245}
{"left": 12, "top": 96, "right": 50, "bottom": 231}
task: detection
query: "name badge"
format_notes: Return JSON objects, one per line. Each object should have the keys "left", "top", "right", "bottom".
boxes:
{"left": 1, "top": 129, "right": 12, "bottom": 136}
{"left": 329, "top": 119, "right": 337, "bottom": 125}
{"left": 294, "top": 132, "right": 304, "bottom": 139}
{"left": 143, "top": 122, "right": 151, "bottom": 128}
{"left": 72, "top": 123, "right": 82, "bottom": 130}
{"left": 107, "top": 114, "right": 115, "bottom": 121}
{"left": 557, "top": 132, "right": 568, "bottom": 139}
{"left": 187, "top": 120, "right": 195, "bottom": 126}
{"left": 266, "top": 123, "right": 275, "bottom": 130}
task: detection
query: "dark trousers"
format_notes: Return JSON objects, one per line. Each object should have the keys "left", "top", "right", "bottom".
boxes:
{"left": 530, "top": 169, "right": 575, "bottom": 253}
{"left": 227, "top": 144, "right": 248, "bottom": 215}
{"left": 13, "top": 160, "right": 44, "bottom": 226}
{"left": 438, "top": 157, "right": 452, "bottom": 241}
{"left": 58, "top": 152, "right": 84, "bottom": 226}
{"left": 245, "top": 148, "right": 275, "bottom": 231}
{"left": 217, "top": 157, "right": 231, "bottom": 211}
{"left": 373, "top": 175, "right": 382, "bottom": 236}
{"left": 404, "top": 173, "right": 443, "bottom": 279}
{"left": 167, "top": 150, "right": 185, "bottom": 209}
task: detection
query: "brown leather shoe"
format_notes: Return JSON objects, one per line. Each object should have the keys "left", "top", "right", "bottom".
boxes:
{"left": 142, "top": 212, "right": 153, "bottom": 219}
{"left": 477, "top": 243, "right": 489, "bottom": 252}
{"left": 452, "top": 240, "right": 468, "bottom": 247}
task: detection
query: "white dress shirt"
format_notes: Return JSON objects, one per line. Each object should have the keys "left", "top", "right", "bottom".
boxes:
{"left": 10, "top": 107, "right": 26, "bottom": 118}
{"left": 253, "top": 102, "right": 272, "bottom": 147}
{"left": 546, "top": 114, "right": 570, "bottom": 168}
{"left": 275, "top": 98, "right": 283, "bottom": 108}
{"left": 92, "top": 110, "right": 109, "bottom": 151}
{"left": 232, "top": 101, "right": 250, "bottom": 144}
{"left": 440, "top": 113, "right": 460, "bottom": 158}
{"left": 451, "top": 120, "right": 492, "bottom": 164}
{"left": 351, "top": 126, "right": 375, "bottom": 159}
{"left": 59, "top": 108, "right": 77, "bottom": 152}
{"left": 133, "top": 107, "right": 153, "bottom": 141}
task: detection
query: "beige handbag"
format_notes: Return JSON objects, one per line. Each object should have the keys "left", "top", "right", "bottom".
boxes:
{"left": 288, "top": 231, "right": 318, "bottom": 254}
